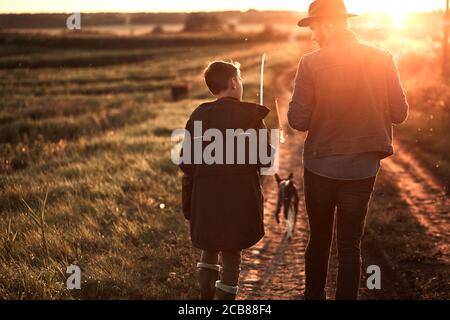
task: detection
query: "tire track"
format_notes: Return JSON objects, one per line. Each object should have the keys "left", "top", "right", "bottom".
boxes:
{"left": 238, "top": 67, "right": 310, "bottom": 300}
{"left": 382, "top": 143, "right": 449, "bottom": 261}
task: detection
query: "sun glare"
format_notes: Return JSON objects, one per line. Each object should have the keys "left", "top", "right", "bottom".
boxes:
{"left": 360, "top": 4, "right": 415, "bottom": 30}
{"left": 390, "top": 11, "right": 409, "bottom": 29}
{"left": 0, "top": 0, "right": 445, "bottom": 14}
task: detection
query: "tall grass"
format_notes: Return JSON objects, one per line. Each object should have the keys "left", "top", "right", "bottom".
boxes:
{"left": 0, "top": 38, "right": 300, "bottom": 299}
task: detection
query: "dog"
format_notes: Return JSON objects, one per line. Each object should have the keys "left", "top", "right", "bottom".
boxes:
{"left": 274, "top": 173, "right": 299, "bottom": 240}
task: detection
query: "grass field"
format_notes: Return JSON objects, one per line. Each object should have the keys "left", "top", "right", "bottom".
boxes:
{"left": 397, "top": 67, "right": 450, "bottom": 193}
{"left": 0, "top": 35, "right": 301, "bottom": 299}
{"left": 0, "top": 30, "right": 448, "bottom": 299}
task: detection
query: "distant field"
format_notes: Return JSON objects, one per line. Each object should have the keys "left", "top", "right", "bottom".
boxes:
{"left": 4, "top": 24, "right": 186, "bottom": 36}
{"left": 2, "top": 23, "right": 302, "bottom": 36}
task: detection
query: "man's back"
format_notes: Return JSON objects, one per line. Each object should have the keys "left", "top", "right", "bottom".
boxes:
{"left": 291, "top": 0, "right": 409, "bottom": 301}
{"left": 288, "top": 30, "right": 409, "bottom": 160}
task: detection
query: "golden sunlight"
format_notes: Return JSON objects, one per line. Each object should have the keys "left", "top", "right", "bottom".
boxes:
{"left": 389, "top": 9, "right": 410, "bottom": 29}
{"left": 0, "top": 0, "right": 445, "bottom": 14}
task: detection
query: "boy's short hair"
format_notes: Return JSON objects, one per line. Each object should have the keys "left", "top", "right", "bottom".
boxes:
{"left": 204, "top": 61, "right": 241, "bottom": 95}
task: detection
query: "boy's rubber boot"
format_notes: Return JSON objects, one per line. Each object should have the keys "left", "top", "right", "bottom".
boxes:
{"left": 214, "top": 281, "right": 238, "bottom": 300}
{"left": 197, "top": 263, "right": 221, "bottom": 300}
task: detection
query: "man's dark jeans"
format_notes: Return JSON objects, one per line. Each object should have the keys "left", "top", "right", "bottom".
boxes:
{"left": 303, "top": 168, "right": 376, "bottom": 300}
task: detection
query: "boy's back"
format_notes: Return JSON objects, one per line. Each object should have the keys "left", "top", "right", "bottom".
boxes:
{"left": 180, "top": 96, "right": 269, "bottom": 251}
{"left": 179, "top": 60, "right": 272, "bottom": 300}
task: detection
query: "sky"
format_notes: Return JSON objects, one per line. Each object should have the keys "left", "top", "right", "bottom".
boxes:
{"left": 0, "top": 0, "right": 445, "bottom": 14}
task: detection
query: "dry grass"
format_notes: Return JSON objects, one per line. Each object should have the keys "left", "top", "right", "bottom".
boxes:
{"left": 0, "top": 37, "right": 299, "bottom": 299}
{"left": 0, "top": 31, "right": 447, "bottom": 299}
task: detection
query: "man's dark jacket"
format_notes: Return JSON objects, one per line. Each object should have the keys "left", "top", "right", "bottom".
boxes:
{"left": 288, "top": 30, "right": 409, "bottom": 160}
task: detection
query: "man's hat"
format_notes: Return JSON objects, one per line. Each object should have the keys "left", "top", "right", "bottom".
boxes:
{"left": 297, "top": 0, "right": 357, "bottom": 27}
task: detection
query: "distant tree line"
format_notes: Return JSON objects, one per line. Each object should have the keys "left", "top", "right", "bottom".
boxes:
{"left": 0, "top": 11, "right": 300, "bottom": 29}
{"left": 183, "top": 13, "right": 223, "bottom": 32}
{"left": 0, "top": 11, "right": 442, "bottom": 30}
{"left": 0, "top": 13, "right": 186, "bottom": 29}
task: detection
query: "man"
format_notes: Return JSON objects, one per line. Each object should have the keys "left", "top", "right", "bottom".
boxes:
{"left": 287, "top": 0, "right": 409, "bottom": 300}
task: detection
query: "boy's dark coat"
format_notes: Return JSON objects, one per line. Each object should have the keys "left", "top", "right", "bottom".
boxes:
{"left": 180, "top": 97, "right": 270, "bottom": 251}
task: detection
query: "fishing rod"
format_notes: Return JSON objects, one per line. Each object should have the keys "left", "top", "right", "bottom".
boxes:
{"left": 260, "top": 53, "right": 285, "bottom": 144}
{"left": 260, "top": 53, "right": 266, "bottom": 106}
{"left": 397, "top": 35, "right": 407, "bottom": 66}
{"left": 275, "top": 98, "right": 286, "bottom": 144}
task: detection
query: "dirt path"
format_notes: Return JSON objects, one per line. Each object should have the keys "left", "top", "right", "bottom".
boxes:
{"left": 238, "top": 67, "right": 309, "bottom": 300}
{"left": 382, "top": 144, "right": 449, "bottom": 263}
{"left": 237, "top": 67, "right": 450, "bottom": 300}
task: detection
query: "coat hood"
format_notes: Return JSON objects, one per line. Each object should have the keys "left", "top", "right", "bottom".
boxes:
{"left": 190, "top": 97, "right": 270, "bottom": 130}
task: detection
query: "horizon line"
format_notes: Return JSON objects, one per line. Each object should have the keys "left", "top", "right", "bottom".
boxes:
{"left": 0, "top": 9, "right": 444, "bottom": 14}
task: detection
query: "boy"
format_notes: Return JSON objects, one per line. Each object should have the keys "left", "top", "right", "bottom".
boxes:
{"left": 179, "top": 61, "right": 271, "bottom": 300}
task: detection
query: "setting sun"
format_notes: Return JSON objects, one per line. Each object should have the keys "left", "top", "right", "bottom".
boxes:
{"left": 389, "top": 10, "right": 410, "bottom": 29}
